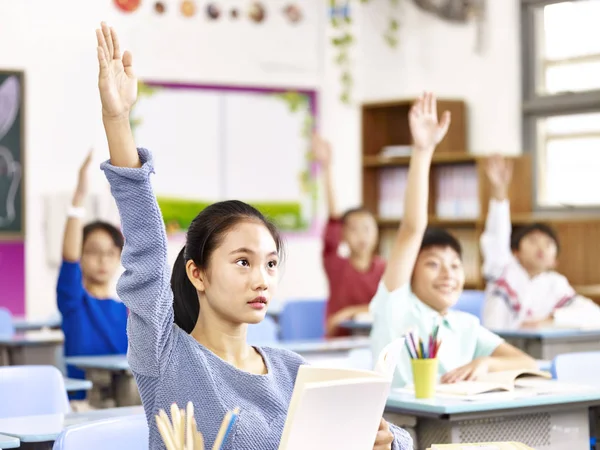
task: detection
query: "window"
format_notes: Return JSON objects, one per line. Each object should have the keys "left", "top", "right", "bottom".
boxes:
{"left": 521, "top": 0, "right": 600, "bottom": 209}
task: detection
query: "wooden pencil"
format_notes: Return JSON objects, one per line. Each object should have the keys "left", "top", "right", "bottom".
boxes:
{"left": 211, "top": 410, "right": 233, "bottom": 450}
{"left": 156, "top": 413, "right": 178, "bottom": 450}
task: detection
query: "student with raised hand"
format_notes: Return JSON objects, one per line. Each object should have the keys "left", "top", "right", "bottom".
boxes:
{"left": 481, "top": 155, "right": 600, "bottom": 330}
{"left": 58, "top": 149, "right": 128, "bottom": 400}
{"left": 312, "top": 134, "right": 385, "bottom": 337}
{"left": 95, "top": 22, "right": 412, "bottom": 450}
{"left": 369, "top": 93, "right": 536, "bottom": 388}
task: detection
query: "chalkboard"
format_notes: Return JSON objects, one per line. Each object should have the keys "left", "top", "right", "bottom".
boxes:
{"left": 0, "top": 71, "right": 24, "bottom": 235}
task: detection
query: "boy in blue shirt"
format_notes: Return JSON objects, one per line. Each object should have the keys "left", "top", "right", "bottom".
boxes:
{"left": 57, "top": 150, "right": 128, "bottom": 399}
{"left": 369, "top": 93, "right": 536, "bottom": 387}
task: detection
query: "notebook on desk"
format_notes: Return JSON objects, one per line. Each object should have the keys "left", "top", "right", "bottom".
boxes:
{"left": 278, "top": 338, "right": 403, "bottom": 450}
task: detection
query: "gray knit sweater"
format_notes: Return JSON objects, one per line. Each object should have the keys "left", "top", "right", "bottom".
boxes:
{"left": 101, "top": 148, "right": 413, "bottom": 450}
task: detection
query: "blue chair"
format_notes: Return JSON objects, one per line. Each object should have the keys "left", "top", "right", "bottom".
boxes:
{"left": 0, "top": 308, "right": 14, "bottom": 337}
{"left": 551, "top": 351, "right": 600, "bottom": 386}
{"left": 247, "top": 315, "right": 279, "bottom": 344}
{"left": 0, "top": 365, "right": 70, "bottom": 418}
{"left": 451, "top": 290, "right": 485, "bottom": 320}
{"left": 278, "top": 299, "right": 326, "bottom": 341}
{"left": 53, "top": 415, "right": 148, "bottom": 450}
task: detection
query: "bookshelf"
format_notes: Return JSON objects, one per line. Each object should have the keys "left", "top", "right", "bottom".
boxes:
{"left": 361, "top": 99, "right": 600, "bottom": 301}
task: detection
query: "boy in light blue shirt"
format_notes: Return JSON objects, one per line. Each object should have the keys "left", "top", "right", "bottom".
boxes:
{"left": 369, "top": 93, "right": 536, "bottom": 388}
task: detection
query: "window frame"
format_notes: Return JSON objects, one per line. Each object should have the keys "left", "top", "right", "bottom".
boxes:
{"left": 521, "top": 0, "right": 600, "bottom": 211}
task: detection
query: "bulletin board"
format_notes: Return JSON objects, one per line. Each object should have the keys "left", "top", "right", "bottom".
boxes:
{"left": 131, "top": 81, "right": 318, "bottom": 235}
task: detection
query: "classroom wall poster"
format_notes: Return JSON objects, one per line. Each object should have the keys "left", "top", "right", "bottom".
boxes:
{"left": 130, "top": 81, "right": 319, "bottom": 236}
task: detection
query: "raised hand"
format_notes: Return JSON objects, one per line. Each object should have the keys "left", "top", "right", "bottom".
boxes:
{"left": 373, "top": 418, "right": 394, "bottom": 450}
{"left": 409, "top": 92, "right": 451, "bottom": 153}
{"left": 311, "top": 132, "right": 332, "bottom": 167}
{"left": 485, "top": 154, "right": 513, "bottom": 190}
{"left": 96, "top": 22, "right": 138, "bottom": 121}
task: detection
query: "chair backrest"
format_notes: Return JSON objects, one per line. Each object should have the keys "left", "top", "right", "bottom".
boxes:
{"left": 451, "top": 290, "right": 485, "bottom": 320}
{"left": 0, "top": 365, "right": 70, "bottom": 418}
{"left": 551, "top": 351, "right": 600, "bottom": 386}
{"left": 0, "top": 307, "right": 14, "bottom": 337}
{"left": 247, "top": 315, "right": 279, "bottom": 344}
{"left": 53, "top": 415, "right": 148, "bottom": 450}
{"left": 279, "top": 299, "right": 326, "bottom": 341}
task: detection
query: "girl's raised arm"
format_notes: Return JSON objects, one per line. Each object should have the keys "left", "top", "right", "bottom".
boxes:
{"left": 97, "top": 22, "right": 175, "bottom": 378}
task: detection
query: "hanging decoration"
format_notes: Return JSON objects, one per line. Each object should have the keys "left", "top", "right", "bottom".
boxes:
{"left": 283, "top": 4, "right": 303, "bottom": 24}
{"left": 180, "top": 0, "right": 196, "bottom": 17}
{"left": 248, "top": 2, "right": 266, "bottom": 23}
{"left": 154, "top": 1, "right": 166, "bottom": 14}
{"left": 113, "top": 0, "right": 141, "bottom": 13}
{"left": 207, "top": 3, "right": 221, "bottom": 20}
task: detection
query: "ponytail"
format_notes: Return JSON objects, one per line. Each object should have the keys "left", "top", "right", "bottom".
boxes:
{"left": 170, "top": 246, "right": 200, "bottom": 333}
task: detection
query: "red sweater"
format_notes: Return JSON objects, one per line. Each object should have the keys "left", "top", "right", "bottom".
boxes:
{"left": 323, "top": 218, "right": 385, "bottom": 336}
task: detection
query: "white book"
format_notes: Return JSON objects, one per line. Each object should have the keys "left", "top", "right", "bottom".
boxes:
{"left": 278, "top": 338, "right": 404, "bottom": 450}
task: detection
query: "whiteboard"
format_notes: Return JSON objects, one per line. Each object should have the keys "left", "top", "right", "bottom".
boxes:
{"left": 131, "top": 82, "right": 317, "bottom": 233}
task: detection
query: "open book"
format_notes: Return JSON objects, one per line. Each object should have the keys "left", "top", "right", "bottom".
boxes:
{"left": 278, "top": 338, "right": 404, "bottom": 450}
{"left": 429, "top": 443, "right": 534, "bottom": 450}
{"left": 435, "top": 369, "right": 551, "bottom": 396}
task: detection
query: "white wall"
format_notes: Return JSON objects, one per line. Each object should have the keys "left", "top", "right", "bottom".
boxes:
{"left": 0, "top": 0, "right": 349, "bottom": 318}
{"left": 0, "top": 0, "right": 522, "bottom": 318}
{"left": 359, "top": 0, "right": 522, "bottom": 154}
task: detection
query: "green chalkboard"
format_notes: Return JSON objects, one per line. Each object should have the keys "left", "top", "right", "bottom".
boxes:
{"left": 0, "top": 70, "right": 24, "bottom": 235}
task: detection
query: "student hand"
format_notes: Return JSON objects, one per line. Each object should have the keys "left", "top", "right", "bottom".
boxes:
{"left": 373, "top": 418, "right": 394, "bottom": 450}
{"left": 73, "top": 149, "right": 93, "bottom": 204}
{"left": 409, "top": 92, "right": 451, "bottom": 153}
{"left": 96, "top": 22, "right": 138, "bottom": 122}
{"left": 440, "top": 357, "right": 490, "bottom": 383}
{"left": 485, "top": 155, "right": 513, "bottom": 198}
{"left": 312, "top": 133, "right": 332, "bottom": 166}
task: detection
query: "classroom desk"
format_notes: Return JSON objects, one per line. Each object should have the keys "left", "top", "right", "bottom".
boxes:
{"left": 495, "top": 328, "right": 600, "bottom": 359}
{"left": 0, "top": 434, "right": 19, "bottom": 449}
{"left": 12, "top": 316, "right": 61, "bottom": 332}
{"left": 64, "top": 355, "right": 138, "bottom": 408}
{"left": 0, "top": 406, "right": 144, "bottom": 450}
{"left": 63, "top": 378, "right": 93, "bottom": 393}
{"left": 0, "top": 331, "right": 64, "bottom": 367}
{"left": 385, "top": 387, "right": 600, "bottom": 450}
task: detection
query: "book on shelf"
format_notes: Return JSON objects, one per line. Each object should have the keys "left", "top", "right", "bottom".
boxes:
{"left": 428, "top": 443, "right": 534, "bottom": 450}
{"left": 378, "top": 167, "right": 408, "bottom": 219}
{"left": 435, "top": 165, "right": 480, "bottom": 219}
{"left": 434, "top": 369, "right": 551, "bottom": 396}
{"left": 278, "top": 338, "right": 404, "bottom": 450}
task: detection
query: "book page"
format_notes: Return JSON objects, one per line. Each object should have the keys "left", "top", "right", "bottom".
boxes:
{"left": 431, "top": 443, "right": 534, "bottom": 450}
{"left": 282, "top": 379, "right": 391, "bottom": 450}
{"left": 374, "top": 337, "right": 405, "bottom": 378}
{"left": 279, "top": 365, "right": 383, "bottom": 449}
{"left": 477, "top": 369, "right": 551, "bottom": 384}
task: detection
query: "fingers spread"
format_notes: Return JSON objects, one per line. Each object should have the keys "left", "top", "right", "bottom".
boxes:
{"left": 96, "top": 46, "right": 109, "bottom": 77}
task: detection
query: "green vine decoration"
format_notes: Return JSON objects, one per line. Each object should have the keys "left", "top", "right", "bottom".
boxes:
{"left": 330, "top": 0, "right": 400, "bottom": 104}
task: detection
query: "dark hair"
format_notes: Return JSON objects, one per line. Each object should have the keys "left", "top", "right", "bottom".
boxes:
{"left": 511, "top": 223, "right": 560, "bottom": 253}
{"left": 82, "top": 221, "right": 124, "bottom": 250}
{"left": 341, "top": 207, "right": 374, "bottom": 225}
{"left": 170, "top": 200, "right": 284, "bottom": 333}
{"left": 419, "top": 227, "right": 462, "bottom": 257}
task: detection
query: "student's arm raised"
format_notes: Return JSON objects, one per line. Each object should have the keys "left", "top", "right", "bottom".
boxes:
{"left": 96, "top": 23, "right": 174, "bottom": 377}
{"left": 381, "top": 93, "right": 451, "bottom": 292}
{"left": 57, "top": 150, "right": 93, "bottom": 315}
{"left": 480, "top": 155, "right": 513, "bottom": 280}
{"left": 312, "top": 133, "right": 338, "bottom": 219}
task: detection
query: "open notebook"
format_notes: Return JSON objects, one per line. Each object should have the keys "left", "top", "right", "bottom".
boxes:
{"left": 278, "top": 338, "right": 404, "bottom": 450}
{"left": 435, "top": 369, "right": 552, "bottom": 396}
{"left": 429, "top": 443, "right": 534, "bottom": 450}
